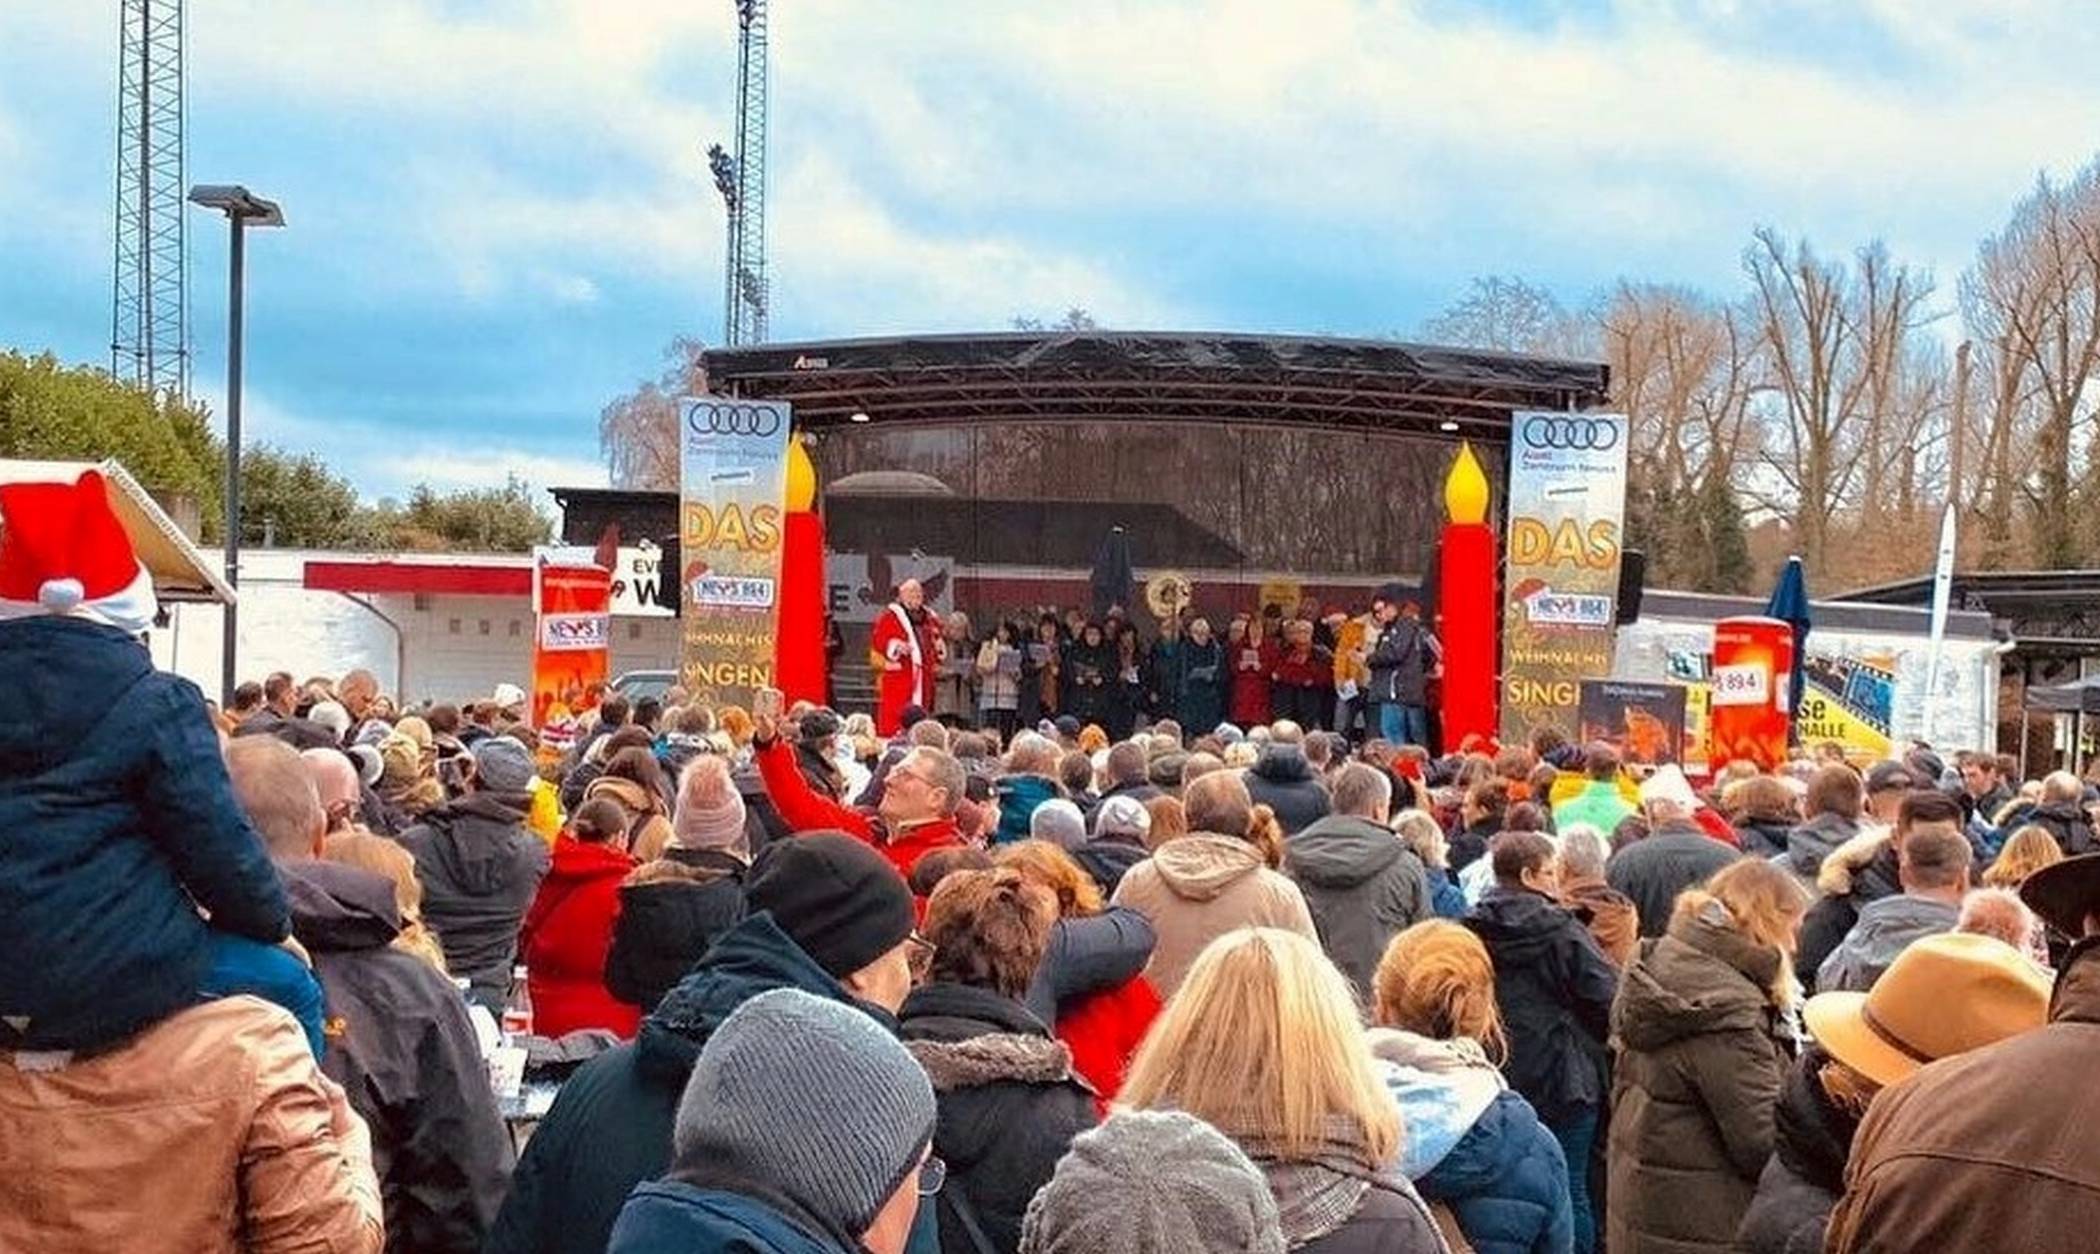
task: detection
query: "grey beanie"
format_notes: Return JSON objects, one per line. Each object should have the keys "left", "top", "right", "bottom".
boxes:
{"left": 1019, "top": 1110, "right": 1285, "bottom": 1254}
{"left": 472, "top": 735, "right": 536, "bottom": 793}
{"left": 673, "top": 988, "right": 937, "bottom": 1237}
{"left": 1030, "top": 798, "right": 1089, "bottom": 850}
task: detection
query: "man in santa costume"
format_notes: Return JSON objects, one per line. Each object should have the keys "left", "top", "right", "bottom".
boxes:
{"left": 869, "top": 577, "right": 943, "bottom": 736}
{"left": 0, "top": 469, "right": 323, "bottom": 1055}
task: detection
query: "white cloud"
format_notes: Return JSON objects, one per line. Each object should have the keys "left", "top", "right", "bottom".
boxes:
{"left": 366, "top": 449, "right": 607, "bottom": 496}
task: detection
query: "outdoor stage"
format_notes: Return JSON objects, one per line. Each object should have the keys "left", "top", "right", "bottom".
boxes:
{"left": 562, "top": 329, "right": 1610, "bottom": 628}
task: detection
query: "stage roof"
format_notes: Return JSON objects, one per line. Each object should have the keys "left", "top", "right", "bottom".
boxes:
{"left": 703, "top": 330, "right": 1610, "bottom": 441}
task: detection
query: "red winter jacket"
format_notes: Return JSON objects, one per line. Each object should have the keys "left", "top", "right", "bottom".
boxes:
{"left": 521, "top": 837, "right": 639, "bottom": 1039}
{"left": 1228, "top": 640, "right": 1276, "bottom": 727}
{"left": 755, "top": 736, "right": 962, "bottom": 880}
{"left": 1055, "top": 974, "right": 1162, "bottom": 1113}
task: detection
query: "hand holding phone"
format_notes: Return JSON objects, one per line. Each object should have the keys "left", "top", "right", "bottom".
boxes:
{"left": 753, "top": 687, "right": 785, "bottom": 720}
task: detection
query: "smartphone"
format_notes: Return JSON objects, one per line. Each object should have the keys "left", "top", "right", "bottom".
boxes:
{"left": 753, "top": 687, "right": 785, "bottom": 720}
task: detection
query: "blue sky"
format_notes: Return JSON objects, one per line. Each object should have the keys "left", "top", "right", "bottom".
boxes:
{"left": 4, "top": 0, "right": 2099, "bottom": 499}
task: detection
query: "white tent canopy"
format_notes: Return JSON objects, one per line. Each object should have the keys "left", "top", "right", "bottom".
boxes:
{"left": 0, "top": 457, "right": 234, "bottom": 606}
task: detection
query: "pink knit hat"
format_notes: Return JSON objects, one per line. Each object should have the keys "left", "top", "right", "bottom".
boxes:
{"left": 673, "top": 754, "right": 750, "bottom": 859}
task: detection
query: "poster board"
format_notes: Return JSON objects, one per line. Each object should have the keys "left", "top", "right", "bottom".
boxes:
{"left": 1577, "top": 678, "right": 1688, "bottom": 766}
{"left": 1499, "top": 412, "right": 1630, "bottom": 742}
{"left": 678, "top": 395, "right": 792, "bottom": 709}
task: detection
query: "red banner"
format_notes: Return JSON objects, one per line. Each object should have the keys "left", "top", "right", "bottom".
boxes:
{"left": 1709, "top": 616, "right": 1794, "bottom": 772}
{"left": 532, "top": 548, "right": 612, "bottom": 757}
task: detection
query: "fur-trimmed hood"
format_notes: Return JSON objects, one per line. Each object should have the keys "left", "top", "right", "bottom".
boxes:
{"left": 1816, "top": 824, "right": 1893, "bottom": 896}
{"left": 907, "top": 1031, "right": 1082, "bottom": 1091}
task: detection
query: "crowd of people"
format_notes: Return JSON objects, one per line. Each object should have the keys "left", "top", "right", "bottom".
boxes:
{"left": 10, "top": 485, "right": 2100, "bottom": 1254}
{"left": 905, "top": 587, "right": 1441, "bottom": 747}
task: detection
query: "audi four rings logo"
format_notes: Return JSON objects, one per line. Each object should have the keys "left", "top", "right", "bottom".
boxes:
{"left": 685, "top": 402, "right": 784, "bottom": 437}
{"left": 1521, "top": 416, "right": 1622, "bottom": 451}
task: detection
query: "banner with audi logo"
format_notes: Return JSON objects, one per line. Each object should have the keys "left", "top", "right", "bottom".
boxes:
{"left": 1501, "top": 411, "right": 1631, "bottom": 742}
{"left": 678, "top": 394, "right": 793, "bottom": 708}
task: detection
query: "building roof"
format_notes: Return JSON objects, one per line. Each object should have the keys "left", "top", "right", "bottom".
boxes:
{"left": 0, "top": 458, "right": 234, "bottom": 605}
{"left": 1843, "top": 569, "right": 2100, "bottom": 651}
{"left": 702, "top": 329, "right": 1610, "bottom": 441}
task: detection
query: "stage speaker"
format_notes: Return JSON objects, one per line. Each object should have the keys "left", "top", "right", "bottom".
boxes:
{"left": 1616, "top": 549, "right": 1647, "bottom": 625}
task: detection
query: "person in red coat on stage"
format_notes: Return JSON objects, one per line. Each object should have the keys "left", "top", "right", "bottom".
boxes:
{"left": 520, "top": 798, "right": 640, "bottom": 1038}
{"left": 751, "top": 710, "right": 965, "bottom": 881}
{"left": 871, "top": 578, "right": 945, "bottom": 736}
{"left": 1226, "top": 613, "right": 1275, "bottom": 730}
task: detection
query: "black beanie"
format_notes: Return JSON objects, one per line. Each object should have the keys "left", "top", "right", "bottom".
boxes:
{"left": 745, "top": 832, "right": 915, "bottom": 979}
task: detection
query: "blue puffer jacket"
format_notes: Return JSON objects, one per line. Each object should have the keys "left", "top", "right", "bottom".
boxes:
{"left": 0, "top": 616, "right": 290, "bottom": 1050}
{"left": 1419, "top": 1088, "right": 1576, "bottom": 1254}
{"left": 611, "top": 1181, "right": 844, "bottom": 1254}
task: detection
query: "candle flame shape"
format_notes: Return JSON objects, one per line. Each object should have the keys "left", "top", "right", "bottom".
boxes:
{"left": 1444, "top": 441, "right": 1489, "bottom": 525}
{"left": 785, "top": 436, "right": 817, "bottom": 512}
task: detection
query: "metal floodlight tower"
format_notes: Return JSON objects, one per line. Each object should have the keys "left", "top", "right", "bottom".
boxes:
{"left": 712, "top": 0, "right": 769, "bottom": 345}
{"left": 111, "top": 0, "right": 190, "bottom": 399}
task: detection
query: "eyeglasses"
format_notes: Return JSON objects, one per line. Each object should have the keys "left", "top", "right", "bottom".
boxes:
{"left": 889, "top": 765, "right": 932, "bottom": 790}
{"left": 917, "top": 1155, "right": 947, "bottom": 1197}
{"left": 906, "top": 932, "right": 937, "bottom": 979}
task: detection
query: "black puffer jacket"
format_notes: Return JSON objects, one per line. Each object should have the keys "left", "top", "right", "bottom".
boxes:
{"left": 489, "top": 913, "right": 884, "bottom": 1254}
{"left": 900, "top": 981, "right": 1098, "bottom": 1254}
{"left": 399, "top": 790, "right": 550, "bottom": 1011}
{"left": 603, "top": 849, "right": 748, "bottom": 1014}
{"left": 1070, "top": 837, "right": 1148, "bottom": 897}
{"left": 284, "top": 861, "right": 513, "bottom": 1253}
{"left": 1464, "top": 888, "right": 1618, "bottom": 1123}
{"left": 1244, "top": 744, "right": 1332, "bottom": 836}
{"left": 1733, "top": 816, "right": 1793, "bottom": 862}
{"left": 1736, "top": 1046, "right": 1860, "bottom": 1254}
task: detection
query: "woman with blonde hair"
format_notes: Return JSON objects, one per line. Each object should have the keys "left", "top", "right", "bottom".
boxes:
{"left": 1984, "top": 823, "right": 2065, "bottom": 889}
{"left": 1393, "top": 809, "right": 1467, "bottom": 919}
{"left": 1111, "top": 770, "right": 1316, "bottom": 998}
{"left": 1122, "top": 928, "right": 1446, "bottom": 1252}
{"left": 998, "top": 840, "right": 1161, "bottom": 1105}
{"left": 1369, "top": 921, "right": 1572, "bottom": 1254}
{"left": 1607, "top": 858, "right": 1809, "bottom": 1254}
{"left": 323, "top": 829, "right": 448, "bottom": 974}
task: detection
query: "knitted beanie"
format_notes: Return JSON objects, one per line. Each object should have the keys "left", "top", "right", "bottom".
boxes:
{"left": 1030, "top": 798, "right": 1088, "bottom": 851}
{"left": 473, "top": 735, "right": 537, "bottom": 793}
{"left": 745, "top": 833, "right": 916, "bottom": 979}
{"left": 674, "top": 988, "right": 936, "bottom": 1238}
{"left": 1020, "top": 1110, "right": 1285, "bottom": 1254}
{"left": 672, "top": 755, "right": 750, "bottom": 858}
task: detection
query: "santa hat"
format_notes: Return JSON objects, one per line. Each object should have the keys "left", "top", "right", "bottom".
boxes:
{"left": 0, "top": 470, "right": 158, "bottom": 635}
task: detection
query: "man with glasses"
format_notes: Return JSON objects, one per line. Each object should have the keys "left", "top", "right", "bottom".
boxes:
{"left": 490, "top": 834, "right": 935, "bottom": 1254}
{"left": 611, "top": 987, "right": 942, "bottom": 1254}
{"left": 754, "top": 710, "right": 966, "bottom": 880}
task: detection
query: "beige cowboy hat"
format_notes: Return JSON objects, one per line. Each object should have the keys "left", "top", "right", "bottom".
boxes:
{"left": 1803, "top": 931, "right": 2050, "bottom": 1088}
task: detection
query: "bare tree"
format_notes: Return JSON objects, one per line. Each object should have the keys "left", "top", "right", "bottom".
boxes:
{"left": 599, "top": 336, "right": 706, "bottom": 491}
{"left": 1418, "top": 275, "right": 1590, "bottom": 357}
{"left": 1743, "top": 229, "right": 1936, "bottom": 578}
{"left": 1962, "top": 164, "right": 2100, "bottom": 568}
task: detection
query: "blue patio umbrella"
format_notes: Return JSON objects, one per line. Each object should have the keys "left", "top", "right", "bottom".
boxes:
{"left": 1765, "top": 555, "right": 1812, "bottom": 741}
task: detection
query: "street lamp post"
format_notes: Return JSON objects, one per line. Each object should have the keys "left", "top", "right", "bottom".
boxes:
{"left": 187, "top": 184, "right": 283, "bottom": 705}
